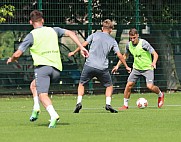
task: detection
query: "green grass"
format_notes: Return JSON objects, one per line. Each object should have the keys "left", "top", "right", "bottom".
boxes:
{"left": 0, "top": 92, "right": 181, "bottom": 142}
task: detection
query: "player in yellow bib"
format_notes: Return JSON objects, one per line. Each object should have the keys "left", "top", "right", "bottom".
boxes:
{"left": 7, "top": 10, "right": 88, "bottom": 128}
{"left": 112, "top": 28, "right": 164, "bottom": 110}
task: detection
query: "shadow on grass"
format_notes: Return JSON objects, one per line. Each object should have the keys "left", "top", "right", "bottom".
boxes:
{"left": 38, "top": 122, "right": 70, "bottom": 127}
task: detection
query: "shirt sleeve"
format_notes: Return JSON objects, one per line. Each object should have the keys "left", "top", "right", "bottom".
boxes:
{"left": 86, "top": 34, "right": 93, "bottom": 44}
{"left": 18, "top": 33, "right": 33, "bottom": 52}
{"left": 53, "top": 27, "right": 66, "bottom": 37}
{"left": 125, "top": 42, "right": 130, "bottom": 54}
{"left": 142, "top": 39, "right": 155, "bottom": 53}
{"left": 112, "top": 40, "right": 120, "bottom": 53}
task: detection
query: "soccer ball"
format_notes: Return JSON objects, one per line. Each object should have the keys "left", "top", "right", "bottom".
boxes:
{"left": 136, "top": 98, "right": 148, "bottom": 109}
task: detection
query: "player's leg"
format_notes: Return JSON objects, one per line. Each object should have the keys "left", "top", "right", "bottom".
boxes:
{"left": 144, "top": 70, "right": 164, "bottom": 108}
{"left": 38, "top": 93, "right": 59, "bottom": 128}
{"left": 73, "top": 83, "right": 84, "bottom": 113}
{"left": 105, "top": 85, "right": 113, "bottom": 105}
{"left": 118, "top": 81, "right": 135, "bottom": 110}
{"left": 74, "top": 65, "right": 93, "bottom": 113}
{"left": 35, "top": 66, "right": 59, "bottom": 128}
{"left": 77, "top": 83, "right": 84, "bottom": 104}
{"left": 119, "top": 69, "right": 139, "bottom": 110}
{"left": 96, "top": 68, "right": 117, "bottom": 113}
{"left": 29, "top": 79, "right": 40, "bottom": 122}
{"left": 105, "top": 85, "right": 118, "bottom": 113}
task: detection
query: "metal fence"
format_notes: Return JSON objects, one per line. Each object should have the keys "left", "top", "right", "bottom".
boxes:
{"left": 0, "top": 0, "right": 181, "bottom": 94}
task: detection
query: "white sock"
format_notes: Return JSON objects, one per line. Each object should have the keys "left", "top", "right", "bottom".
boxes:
{"left": 46, "top": 105, "right": 59, "bottom": 119}
{"left": 124, "top": 98, "right": 129, "bottom": 107}
{"left": 158, "top": 91, "right": 163, "bottom": 97}
{"left": 33, "top": 96, "right": 40, "bottom": 111}
{"left": 77, "top": 96, "right": 82, "bottom": 104}
{"left": 106, "top": 96, "right": 111, "bottom": 105}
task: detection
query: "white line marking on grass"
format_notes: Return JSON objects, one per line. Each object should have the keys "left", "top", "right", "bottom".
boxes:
{"left": 162, "top": 104, "right": 181, "bottom": 107}
{"left": 0, "top": 104, "right": 181, "bottom": 113}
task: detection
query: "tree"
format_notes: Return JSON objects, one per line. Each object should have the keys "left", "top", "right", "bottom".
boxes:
{"left": 1, "top": 0, "right": 180, "bottom": 90}
{"left": 0, "top": 5, "right": 15, "bottom": 23}
{"left": 97, "top": 0, "right": 181, "bottom": 90}
{"left": 0, "top": 4, "right": 15, "bottom": 59}
{"left": 139, "top": 0, "right": 181, "bottom": 90}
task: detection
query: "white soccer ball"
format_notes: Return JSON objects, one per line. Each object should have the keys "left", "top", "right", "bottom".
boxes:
{"left": 136, "top": 98, "right": 148, "bottom": 109}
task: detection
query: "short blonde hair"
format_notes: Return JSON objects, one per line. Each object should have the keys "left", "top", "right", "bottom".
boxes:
{"left": 102, "top": 19, "right": 114, "bottom": 29}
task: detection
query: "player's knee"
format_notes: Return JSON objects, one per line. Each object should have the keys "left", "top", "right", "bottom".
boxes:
{"left": 126, "top": 82, "right": 134, "bottom": 89}
{"left": 30, "top": 81, "right": 36, "bottom": 91}
{"left": 146, "top": 84, "right": 154, "bottom": 90}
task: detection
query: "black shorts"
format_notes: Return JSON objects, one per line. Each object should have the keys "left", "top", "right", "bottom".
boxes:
{"left": 79, "top": 64, "right": 112, "bottom": 87}
{"left": 34, "top": 65, "right": 61, "bottom": 94}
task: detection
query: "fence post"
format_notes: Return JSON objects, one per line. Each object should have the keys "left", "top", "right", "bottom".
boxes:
{"left": 38, "top": 0, "right": 42, "bottom": 11}
{"left": 136, "top": 0, "right": 141, "bottom": 93}
{"left": 136, "top": 0, "right": 140, "bottom": 31}
{"left": 88, "top": 0, "right": 93, "bottom": 94}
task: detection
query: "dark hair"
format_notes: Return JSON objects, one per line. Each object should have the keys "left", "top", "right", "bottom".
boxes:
{"left": 129, "top": 28, "right": 138, "bottom": 36}
{"left": 30, "top": 10, "right": 43, "bottom": 22}
{"left": 102, "top": 19, "right": 114, "bottom": 29}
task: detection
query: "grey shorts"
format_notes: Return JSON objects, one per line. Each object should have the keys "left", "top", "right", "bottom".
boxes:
{"left": 128, "top": 68, "right": 154, "bottom": 84}
{"left": 34, "top": 65, "right": 61, "bottom": 94}
{"left": 80, "top": 64, "right": 112, "bottom": 87}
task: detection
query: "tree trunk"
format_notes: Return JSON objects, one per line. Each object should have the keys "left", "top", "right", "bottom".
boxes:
{"left": 152, "top": 30, "right": 181, "bottom": 90}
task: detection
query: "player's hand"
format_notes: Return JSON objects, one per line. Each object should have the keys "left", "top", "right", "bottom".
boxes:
{"left": 7, "top": 57, "right": 12, "bottom": 64}
{"left": 126, "top": 67, "right": 132, "bottom": 73}
{"left": 111, "top": 66, "right": 119, "bottom": 74}
{"left": 6, "top": 57, "right": 18, "bottom": 64}
{"left": 151, "top": 63, "right": 156, "bottom": 69}
{"left": 81, "top": 48, "right": 89, "bottom": 58}
{"left": 68, "top": 52, "right": 74, "bottom": 57}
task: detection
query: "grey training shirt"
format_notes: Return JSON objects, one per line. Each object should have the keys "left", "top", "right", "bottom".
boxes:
{"left": 85, "top": 31, "right": 120, "bottom": 70}
{"left": 125, "top": 38, "right": 155, "bottom": 54}
{"left": 18, "top": 27, "right": 66, "bottom": 52}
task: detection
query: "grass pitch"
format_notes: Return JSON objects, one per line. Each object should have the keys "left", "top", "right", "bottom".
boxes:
{"left": 0, "top": 92, "right": 181, "bottom": 142}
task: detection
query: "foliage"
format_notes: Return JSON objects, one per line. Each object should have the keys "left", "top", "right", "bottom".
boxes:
{"left": 139, "top": 0, "right": 181, "bottom": 31}
{"left": 0, "top": 1, "right": 179, "bottom": 27}
{"left": 0, "top": 31, "right": 15, "bottom": 59}
{"left": 0, "top": 0, "right": 180, "bottom": 89}
{"left": 0, "top": 5, "right": 15, "bottom": 23}
{"left": 0, "top": 4, "right": 15, "bottom": 59}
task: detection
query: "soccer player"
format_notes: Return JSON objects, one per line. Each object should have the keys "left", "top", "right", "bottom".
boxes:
{"left": 69, "top": 19, "right": 131, "bottom": 113}
{"left": 112, "top": 28, "right": 164, "bottom": 110}
{"left": 7, "top": 10, "right": 88, "bottom": 128}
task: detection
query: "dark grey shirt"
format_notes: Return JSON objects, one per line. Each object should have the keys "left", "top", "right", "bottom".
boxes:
{"left": 18, "top": 27, "right": 66, "bottom": 52}
{"left": 85, "top": 31, "right": 120, "bottom": 70}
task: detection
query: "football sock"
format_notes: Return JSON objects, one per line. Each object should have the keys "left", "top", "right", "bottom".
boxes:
{"left": 158, "top": 91, "right": 163, "bottom": 97}
{"left": 33, "top": 96, "right": 40, "bottom": 111}
{"left": 106, "top": 96, "right": 111, "bottom": 105}
{"left": 124, "top": 98, "right": 129, "bottom": 107}
{"left": 77, "top": 96, "right": 82, "bottom": 104}
{"left": 46, "top": 105, "right": 59, "bottom": 119}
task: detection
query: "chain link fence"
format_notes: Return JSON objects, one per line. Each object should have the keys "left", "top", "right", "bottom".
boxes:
{"left": 0, "top": 0, "right": 181, "bottom": 94}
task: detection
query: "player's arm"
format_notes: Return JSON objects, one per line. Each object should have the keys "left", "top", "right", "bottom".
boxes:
{"left": 7, "top": 33, "right": 33, "bottom": 64}
{"left": 111, "top": 53, "right": 128, "bottom": 73}
{"left": 68, "top": 41, "right": 89, "bottom": 57}
{"left": 112, "top": 53, "right": 131, "bottom": 73}
{"left": 143, "top": 39, "right": 158, "bottom": 69}
{"left": 116, "top": 53, "right": 128, "bottom": 67}
{"left": 64, "top": 30, "right": 89, "bottom": 57}
{"left": 6, "top": 49, "right": 23, "bottom": 64}
{"left": 68, "top": 47, "right": 81, "bottom": 57}
{"left": 112, "top": 42, "right": 130, "bottom": 73}
{"left": 151, "top": 51, "right": 158, "bottom": 69}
